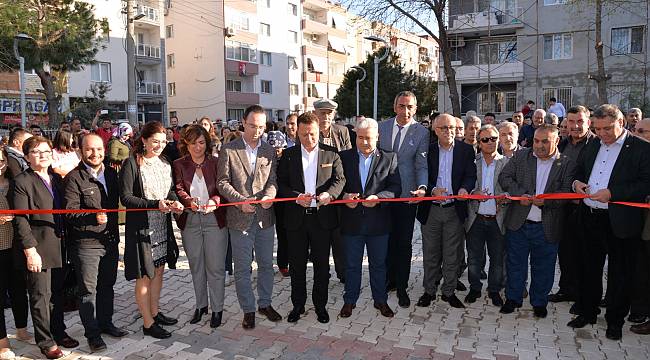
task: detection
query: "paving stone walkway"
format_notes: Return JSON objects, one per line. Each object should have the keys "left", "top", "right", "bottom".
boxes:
{"left": 4, "top": 224, "right": 649, "bottom": 359}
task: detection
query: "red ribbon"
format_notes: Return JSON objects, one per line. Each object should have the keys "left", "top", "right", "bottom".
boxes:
{"left": 1, "top": 193, "right": 647, "bottom": 215}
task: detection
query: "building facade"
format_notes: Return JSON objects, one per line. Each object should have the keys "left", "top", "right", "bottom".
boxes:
{"left": 438, "top": 0, "right": 650, "bottom": 117}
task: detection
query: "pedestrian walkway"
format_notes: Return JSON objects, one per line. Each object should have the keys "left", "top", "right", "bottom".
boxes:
{"left": 4, "top": 224, "right": 650, "bottom": 359}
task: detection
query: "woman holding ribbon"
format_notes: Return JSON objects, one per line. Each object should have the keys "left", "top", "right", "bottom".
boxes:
{"left": 119, "top": 121, "right": 184, "bottom": 339}
{"left": 173, "top": 125, "right": 228, "bottom": 328}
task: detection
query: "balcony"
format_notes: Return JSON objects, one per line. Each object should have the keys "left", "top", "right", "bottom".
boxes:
{"left": 136, "top": 44, "right": 160, "bottom": 58}
{"left": 135, "top": 4, "right": 159, "bottom": 28}
{"left": 449, "top": 8, "right": 523, "bottom": 35}
{"left": 137, "top": 81, "right": 163, "bottom": 96}
{"left": 302, "top": 18, "right": 329, "bottom": 35}
{"left": 225, "top": 59, "right": 259, "bottom": 76}
{"left": 419, "top": 54, "right": 431, "bottom": 63}
{"left": 225, "top": 91, "right": 260, "bottom": 105}
{"left": 453, "top": 61, "right": 523, "bottom": 82}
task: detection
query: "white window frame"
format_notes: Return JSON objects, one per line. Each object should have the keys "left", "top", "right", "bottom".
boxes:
{"left": 287, "top": 3, "right": 297, "bottom": 16}
{"left": 261, "top": 80, "right": 272, "bottom": 94}
{"left": 260, "top": 51, "right": 272, "bottom": 66}
{"left": 477, "top": 40, "right": 517, "bottom": 64}
{"left": 288, "top": 56, "right": 298, "bottom": 70}
{"left": 611, "top": 26, "right": 644, "bottom": 55}
{"left": 168, "top": 82, "right": 176, "bottom": 97}
{"left": 227, "top": 12, "right": 250, "bottom": 31}
{"left": 91, "top": 62, "right": 112, "bottom": 83}
{"left": 543, "top": 33, "right": 573, "bottom": 60}
{"left": 226, "top": 79, "right": 242, "bottom": 92}
{"left": 165, "top": 25, "right": 174, "bottom": 38}
{"left": 288, "top": 30, "right": 298, "bottom": 43}
{"left": 259, "top": 23, "right": 271, "bottom": 37}
{"left": 289, "top": 83, "right": 299, "bottom": 96}
{"left": 225, "top": 40, "right": 257, "bottom": 63}
{"left": 166, "top": 53, "right": 175, "bottom": 68}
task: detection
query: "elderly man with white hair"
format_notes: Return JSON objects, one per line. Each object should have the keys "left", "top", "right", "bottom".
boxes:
{"left": 498, "top": 121, "right": 521, "bottom": 158}
{"left": 338, "top": 117, "right": 401, "bottom": 318}
{"left": 519, "top": 109, "right": 546, "bottom": 147}
{"left": 626, "top": 108, "right": 642, "bottom": 130}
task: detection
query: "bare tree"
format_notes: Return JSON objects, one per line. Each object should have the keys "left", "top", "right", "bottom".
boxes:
{"left": 344, "top": 0, "right": 461, "bottom": 116}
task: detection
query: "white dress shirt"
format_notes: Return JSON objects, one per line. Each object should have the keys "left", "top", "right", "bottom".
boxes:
{"left": 190, "top": 172, "right": 210, "bottom": 209}
{"left": 391, "top": 118, "right": 415, "bottom": 152}
{"left": 301, "top": 144, "right": 318, "bottom": 207}
{"left": 477, "top": 157, "right": 497, "bottom": 215}
{"left": 244, "top": 139, "right": 261, "bottom": 170}
{"left": 527, "top": 151, "right": 559, "bottom": 221}
{"left": 435, "top": 142, "right": 454, "bottom": 204}
{"left": 583, "top": 131, "right": 627, "bottom": 209}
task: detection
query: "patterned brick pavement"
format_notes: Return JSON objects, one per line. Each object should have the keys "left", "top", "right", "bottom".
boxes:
{"left": 4, "top": 223, "right": 650, "bottom": 359}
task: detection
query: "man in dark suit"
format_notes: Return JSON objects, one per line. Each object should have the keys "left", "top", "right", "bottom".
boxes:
{"left": 416, "top": 114, "right": 477, "bottom": 309}
{"left": 338, "top": 118, "right": 401, "bottom": 319}
{"left": 568, "top": 104, "right": 650, "bottom": 340}
{"left": 6, "top": 127, "right": 32, "bottom": 179}
{"left": 64, "top": 134, "right": 128, "bottom": 352}
{"left": 498, "top": 124, "right": 575, "bottom": 318}
{"left": 277, "top": 112, "right": 345, "bottom": 324}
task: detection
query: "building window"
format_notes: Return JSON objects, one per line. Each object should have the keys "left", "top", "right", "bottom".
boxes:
{"left": 265, "top": 109, "right": 273, "bottom": 120}
{"left": 226, "top": 40, "right": 257, "bottom": 62}
{"left": 543, "top": 0, "right": 567, "bottom": 5}
{"left": 228, "top": 108, "right": 244, "bottom": 120}
{"left": 261, "top": 80, "right": 272, "bottom": 94}
{"left": 479, "top": 91, "right": 517, "bottom": 114}
{"left": 166, "top": 54, "right": 175, "bottom": 68}
{"left": 477, "top": 41, "right": 517, "bottom": 64}
{"left": 287, "top": 3, "right": 297, "bottom": 16}
{"left": 228, "top": 12, "right": 250, "bottom": 31}
{"left": 611, "top": 26, "right": 644, "bottom": 55}
{"left": 307, "top": 83, "right": 319, "bottom": 98}
{"left": 543, "top": 87, "right": 572, "bottom": 108}
{"left": 288, "top": 30, "right": 298, "bottom": 43}
{"left": 169, "top": 110, "right": 177, "bottom": 119}
{"left": 226, "top": 79, "right": 242, "bottom": 92}
{"left": 168, "top": 82, "right": 176, "bottom": 96}
{"left": 91, "top": 62, "right": 111, "bottom": 83}
{"left": 543, "top": 33, "right": 573, "bottom": 60}
{"left": 260, "top": 51, "right": 272, "bottom": 66}
{"left": 289, "top": 84, "right": 299, "bottom": 96}
{"left": 165, "top": 25, "right": 174, "bottom": 38}
{"left": 288, "top": 56, "right": 298, "bottom": 69}
{"left": 260, "top": 23, "right": 271, "bottom": 37}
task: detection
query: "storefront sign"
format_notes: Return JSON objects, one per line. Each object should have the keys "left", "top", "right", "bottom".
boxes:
{"left": 0, "top": 98, "right": 49, "bottom": 114}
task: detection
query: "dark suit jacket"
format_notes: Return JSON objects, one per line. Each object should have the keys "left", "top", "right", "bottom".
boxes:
{"left": 277, "top": 144, "right": 345, "bottom": 231}
{"left": 6, "top": 147, "right": 28, "bottom": 180}
{"left": 64, "top": 163, "right": 120, "bottom": 247}
{"left": 339, "top": 149, "right": 401, "bottom": 236}
{"left": 10, "top": 168, "right": 64, "bottom": 269}
{"left": 416, "top": 140, "right": 477, "bottom": 224}
{"left": 320, "top": 124, "right": 352, "bottom": 152}
{"left": 498, "top": 148, "right": 575, "bottom": 243}
{"left": 173, "top": 155, "right": 227, "bottom": 230}
{"left": 573, "top": 131, "right": 650, "bottom": 239}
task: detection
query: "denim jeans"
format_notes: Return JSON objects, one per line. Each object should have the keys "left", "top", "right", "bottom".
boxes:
{"left": 343, "top": 234, "right": 389, "bottom": 304}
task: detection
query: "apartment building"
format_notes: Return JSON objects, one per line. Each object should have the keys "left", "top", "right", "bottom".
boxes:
{"left": 438, "top": 0, "right": 650, "bottom": 117}
{"left": 67, "top": 0, "right": 167, "bottom": 123}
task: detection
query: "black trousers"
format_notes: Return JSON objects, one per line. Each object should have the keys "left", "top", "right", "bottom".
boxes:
{"left": 630, "top": 240, "right": 650, "bottom": 317}
{"left": 387, "top": 203, "right": 417, "bottom": 293}
{"left": 69, "top": 242, "right": 118, "bottom": 340}
{"left": 274, "top": 203, "right": 289, "bottom": 269}
{"left": 287, "top": 213, "right": 331, "bottom": 309}
{"left": 49, "top": 266, "right": 67, "bottom": 341}
{"left": 0, "top": 249, "right": 28, "bottom": 339}
{"left": 557, "top": 204, "right": 580, "bottom": 298}
{"left": 578, "top": 207, "right": 636, "bottom": 328}
{"left": 331, "top": 209, "right": 345, "bottom": 280}
{"left": 25, "top": 269, "right": 56, "bottom": 350}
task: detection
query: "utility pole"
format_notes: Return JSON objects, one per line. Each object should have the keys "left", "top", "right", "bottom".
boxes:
{"left": 126, "top": 0, "right": 138, "bottom": 126}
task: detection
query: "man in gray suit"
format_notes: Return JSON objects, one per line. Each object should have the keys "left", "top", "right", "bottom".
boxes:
{"left": 379, "top": 91, "right": 430, "bottom": 307}
{"left": 465, "top": 125, "right": 509, "bottom": 307}
{"left": 217, "top": 105, "right": 281, "bottom": 329}
{"left": 498, "top": 124, "right": 575, "bottom": 318}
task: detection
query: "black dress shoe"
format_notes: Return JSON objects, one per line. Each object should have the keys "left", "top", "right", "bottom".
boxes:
{"left": 339, "top": 304, "right": 355, "bottom": 318}
{"left": 315, "top": 307, "right": 330, "bottom": 323}
{"left": 374, "top": 302, "right": 395, "bottom": 318}
{"left": 500, "top": 299, "right": 522, "bottom": 314}
{"left": 210, "top": 311, "right": 223, "bottom": 328}
{"left": 153, "top": 312, "right": 178, "bottom": 326}
{"left": 416, "top": 292, "right": 435, "bottom": 307}
{"left": 143, "top": 323, "right": 171, "bottom": 339}
{"left": 464, "top": 290, "right": 481, "bottom": 303}
{"left": 456, "top": 281, "right": 467, "bottom": 292}
{"left": 627, "top": 313, "right": 647, "bottom": 324}
{"left": 101, "top": 325, "right": 129, "bottom": 338}
{"left": 242, "top": 312, "right": 256, "bottom": 329}
{"left": 548, "top": 292, "right": 573, "bottom": 303}
{"left": 442, "top": 294, "right": 465, "bottom": 308}
{"left": 631, "top": 320, "right": 650, "bottom": 335}
{"left": 88, "top": 337, "right": 107, "bottom": 352}
{"left": 569, "top": 303, "right": 580, "bottom": 315}
{"left": 258, "top": 305, "right": 282, "bottom": 322}
{"left": 397, "top": 290, "right": 410, "bottom": 308}
{"left": 190, "top": 307, "right": 208, "bottom": 324}
{"left": 287, "top": 306, "right": 305, "bottom": 323}
{"left": 606, "top": 327, "right": 622, "bottom": 340}
{"left": 533, "top": 306, "right": 548, "bottom": 318}
{"left": 567, "top": 315, "right": 596, "bottom": 328}
{"left": 55, "top": 335, "right": 79, "bottom": 348}
{"left": 488, "top": 292, "right": 504, "bottom": 307}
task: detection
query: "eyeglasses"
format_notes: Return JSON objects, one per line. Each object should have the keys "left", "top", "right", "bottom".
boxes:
{"left": 29, "top": 150, "right": 52, "bottom": 156}
{"left": 436, "top": 126, "right": 456, "bottom": 132}
{"left": 479, "top": 137, "right": 498, "bottom": 143}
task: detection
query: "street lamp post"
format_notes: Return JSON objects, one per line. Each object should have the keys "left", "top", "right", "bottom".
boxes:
{"left": 364, "top": 36, "right": 389, "bottom": 120}
{"left": 351, "top": 65, "right": 366, "bottom": 118}
{"left": 13, "top": 33, "right": 34, "bottom": 128}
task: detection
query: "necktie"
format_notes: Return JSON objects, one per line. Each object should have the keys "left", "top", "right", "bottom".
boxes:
{"left": 392, "top": 125, "right": 403, "bottom": 153}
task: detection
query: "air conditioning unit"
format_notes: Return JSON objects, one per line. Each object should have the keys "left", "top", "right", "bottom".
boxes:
{"left": 294, "top": 103, "right": 304, "bottom": 111}
{"left": 225, "top": 27, "right": 236, "bottom": 37}
{"left": 449, "top": 37, "right": 465, "bottom": 48}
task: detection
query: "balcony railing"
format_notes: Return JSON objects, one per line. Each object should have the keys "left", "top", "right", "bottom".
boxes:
{"left": 136, "top": 4, "right": 159, "bottom": 23}
{"left": 136, "top": 44, "right": 161, "bottom": 59}
{"left": 449, "top": 7, "right": 522, "bottom": 30}
{"left": 137, "top": 81, "right": 162, "bottom": 95}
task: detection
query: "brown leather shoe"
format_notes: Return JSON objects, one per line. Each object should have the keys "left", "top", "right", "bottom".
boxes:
{"left": 258, "top": 305, "right": 282, "bottom": 322}
{"left": 631, "top": 320, "right": 650, "bottom": 335}
{"left": 242, "top": 312, "right": 256, "bottom": 329}
{"left": 374, "top": 302, "right": 395, "bottom": 318}
{"left": 339, "top": 303, "right": 356, "bottom": 318}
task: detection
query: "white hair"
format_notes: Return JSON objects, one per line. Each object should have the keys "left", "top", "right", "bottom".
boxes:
{"left": 355, "top": 117, "right": 378, "bottom": 131}
{"left": 534, "top": 109, "right": 547, "bottom": 118}
{"left": 498, "top": 121, "right": 518, "bottom": 132}
{"left": 466, "top": 115, "right": 481, "bottom": 126}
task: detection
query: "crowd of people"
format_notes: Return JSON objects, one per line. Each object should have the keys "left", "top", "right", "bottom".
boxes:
{"left": 0, "top": 93, "right": 649, "bottom": 359}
